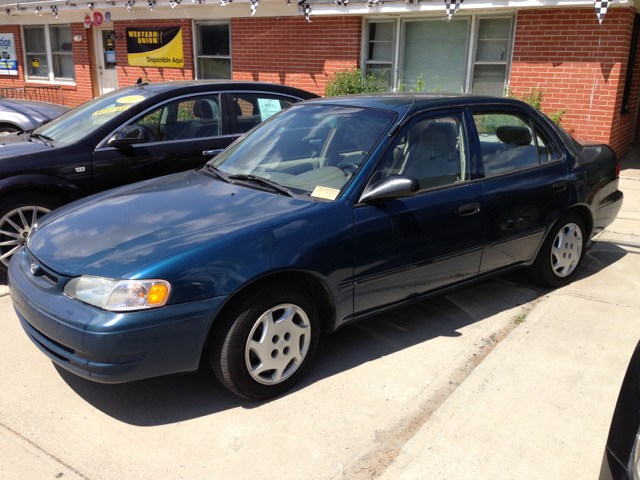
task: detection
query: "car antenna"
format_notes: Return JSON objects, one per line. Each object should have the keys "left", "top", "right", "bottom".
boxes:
{"left": 388, "top": 99, "right": 415, "bottom": 137}
{"left": 135, "top": 78, "right": 148, "bottom": 87}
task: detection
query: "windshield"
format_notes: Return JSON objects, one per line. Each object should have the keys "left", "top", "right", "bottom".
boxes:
{"left": 212, "top": 104, "right": 396, "bottom": 200}
{"left": 32, "top": 89, "right": 154, "bottom": 146}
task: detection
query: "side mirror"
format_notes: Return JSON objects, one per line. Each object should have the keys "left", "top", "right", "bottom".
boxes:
{"left": 359, "top": 172, "right": 419, "bottom": 204}
{"left": 108, "top": 125, "right": 151, "bottom": 148}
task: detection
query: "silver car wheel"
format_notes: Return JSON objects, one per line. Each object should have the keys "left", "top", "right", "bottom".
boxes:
{"left": 550, "top": 222, "right": 583, "bottom": 278}
{"left": 244, "top": 303, "right": 312, "bottom": 385}
{"left": 0, "top": 206, "right": 50, "bottom": 266}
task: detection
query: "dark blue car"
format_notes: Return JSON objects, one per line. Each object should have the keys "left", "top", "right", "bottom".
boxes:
{"left": 8, "top": 94, "right": 624, "bottom": 399}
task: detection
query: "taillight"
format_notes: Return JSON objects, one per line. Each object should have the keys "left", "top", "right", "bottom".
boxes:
{"left": 616, "top": 160, "right": 620, "bottom": 178}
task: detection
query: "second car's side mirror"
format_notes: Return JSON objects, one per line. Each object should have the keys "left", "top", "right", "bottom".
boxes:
{"left": 108, "top": 125, "right": 151, "bottom": 148}
{"left": 359, "top": 172, "right": 420, "bottom": 204}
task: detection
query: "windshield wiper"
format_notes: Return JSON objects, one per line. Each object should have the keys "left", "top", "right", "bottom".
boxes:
{"left": 205, "top": 164, "right": 233, "bottom": 183}
{"left": 226, "top": 174, "right": 295, "bottom": 197}
{"left": 24, "top": 132, "right": 54, "bottom": 147}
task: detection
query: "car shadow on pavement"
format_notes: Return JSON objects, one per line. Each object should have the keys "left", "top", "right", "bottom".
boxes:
{"left": 54, "top": 242, "right": 627, "bottom": 427}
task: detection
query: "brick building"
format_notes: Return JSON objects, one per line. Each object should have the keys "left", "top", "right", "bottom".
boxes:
{"left": 0, "top": 0, "right": 639, "bottom": 157}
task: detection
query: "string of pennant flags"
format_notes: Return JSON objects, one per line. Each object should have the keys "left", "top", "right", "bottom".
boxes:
{"left": 4, "top": 0, "right": 611, "bottom": 25}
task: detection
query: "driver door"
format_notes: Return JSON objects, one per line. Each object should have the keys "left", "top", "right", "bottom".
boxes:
{"left": 91, "top": 93, "right": 230, "bottom": 192}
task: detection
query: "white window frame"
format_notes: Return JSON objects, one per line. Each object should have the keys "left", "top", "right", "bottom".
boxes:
{"left": 363, "top": 20, "right": 396, "bottom": 89}
{"left": 194, "top": 21, "right": 232, "bottom": 80}
{"left": 362, "top": 13, "right": 516, "bottom": 95}
{"left": 21, "top": 24, "right": 76, "bottom": 85}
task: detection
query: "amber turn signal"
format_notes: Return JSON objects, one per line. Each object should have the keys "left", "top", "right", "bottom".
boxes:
{"left": 147, "top": 284, "right": 169, "bottom": 305}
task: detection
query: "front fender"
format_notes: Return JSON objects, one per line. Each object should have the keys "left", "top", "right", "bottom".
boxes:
{"left": 0, "top": 173, "right": 85, "bottom": 201}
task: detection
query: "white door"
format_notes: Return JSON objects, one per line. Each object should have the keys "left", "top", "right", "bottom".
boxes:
{"left": 95, "top": 28, "right": 119, "bottom": 95}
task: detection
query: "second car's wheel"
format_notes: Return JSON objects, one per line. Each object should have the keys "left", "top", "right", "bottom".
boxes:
{"left": 528, "top": 212, "right": 586, "bottom": 288}
{"left": 210, "top": 283, "right": 320, "bottom": 400}
{"left": 0, "top": 192, "right": 65, "bottom": 278}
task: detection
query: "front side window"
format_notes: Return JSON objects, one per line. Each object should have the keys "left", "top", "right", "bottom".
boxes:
{"left": 131, "top": 95, "right": 221, "bottom": 142}
{"left": 473, "top": 111, "right": 539, "bottom": 176}
{"left": 381, "top": 114, "right": 469, "bottom": 191}
{"left": 212, "top": 105, "right": 396, "bottom": 199}
{"left": 196, "top": 23, "right": 231, "bottom": 79}
{"left": 228, "top": 93, "right": 295, "bottom": 134}
{"left": 23, "top": 25, "right": 75, "bottom": 82}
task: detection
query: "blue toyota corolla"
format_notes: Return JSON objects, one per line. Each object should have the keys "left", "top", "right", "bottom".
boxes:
{"left": 9, "top": 93, "right": 623, "bottom": 399}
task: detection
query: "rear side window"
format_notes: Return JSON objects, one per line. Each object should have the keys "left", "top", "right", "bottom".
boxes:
{"left": 228, "top": 93, "right": 296, "bottom": 134}
{"left": 473, "top": 111, "right": 539, "bottom": 176}
{"left": 535, "top": 127, "right": 556, "bottom": 163}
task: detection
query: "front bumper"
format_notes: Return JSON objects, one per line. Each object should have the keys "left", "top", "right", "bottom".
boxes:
{"left": 8, "top": 248, "right": 228, "bottom": 383}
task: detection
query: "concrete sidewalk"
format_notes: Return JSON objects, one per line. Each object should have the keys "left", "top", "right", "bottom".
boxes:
{"left": 378, "top": 174, "right": 640, "bottom": 479}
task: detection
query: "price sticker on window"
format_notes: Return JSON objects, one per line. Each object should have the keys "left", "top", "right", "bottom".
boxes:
{"left": 32, "top": 58, "right": 39, "bottom": 68}
{"left": 311, "top": 186, "right": 340, "bottom": 201}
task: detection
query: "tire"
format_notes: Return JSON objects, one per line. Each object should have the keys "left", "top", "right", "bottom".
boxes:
{"left": 528, "top": 212, "right": 586, "bottom": 288}
{"left": 0, "top": 192, "right": 66, "bottom": 278}
{"left": 0, "top": 124, "right": 22, "bottom": 135}
{"left": 210, "top": 283, "right": 320, "bottom": 400}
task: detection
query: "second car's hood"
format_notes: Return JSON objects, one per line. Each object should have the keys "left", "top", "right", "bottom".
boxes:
{"left": 29, "top": 169, "right": 314, "bottom": 277}
{"left": 0, "top": 133, "right": 50, "bottom": 160}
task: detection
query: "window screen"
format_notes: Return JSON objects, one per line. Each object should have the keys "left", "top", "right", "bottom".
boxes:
{"left": 50, "top": 26, "right": 75, "bottom": 80}
{"left": 196, "top": 23, "right": 231, "bottom": 79}
{"left": 366, "top": 22, "right": 394, "bottom": 91}
{"left": 471, "top": 18, "right": 512, "bottom": 96}
{"left": 401, "top": 19, "right": 469, "bottom": 93}
{"left": 24, "top": 26, "right": 48, "bottom": 78}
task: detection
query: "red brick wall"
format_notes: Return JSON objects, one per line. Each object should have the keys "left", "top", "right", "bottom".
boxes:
{"left": 0, "top": 23, "right": 94, "bottom": 108}
{"left": 231, "top": 16, "right": 361, "bottom": 96}
{"left": 510, "top": 7, "right": 639, "bottom": 158}
{"left": 113, "top": 19, "right": 194, "bottom": 87}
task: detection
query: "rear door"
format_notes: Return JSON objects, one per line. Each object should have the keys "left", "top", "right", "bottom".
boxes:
{"left": 353, "top": 110, "right": 485, "bottom": 315}
{"left": 91, "top": 93, "right": 231, "bottom": 192}
{"left": 469, "top": 108, "right": 571, "bottom": 273}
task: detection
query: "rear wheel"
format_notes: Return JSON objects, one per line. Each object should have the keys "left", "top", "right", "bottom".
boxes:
{"left": 0, "top": 192, "right": 65, "bottom": 278}
{"left": 528, "top": 212, "right": 586, "bottom": 288}
{"left": 210, "top": 283, "right": 320, "bottom": 400}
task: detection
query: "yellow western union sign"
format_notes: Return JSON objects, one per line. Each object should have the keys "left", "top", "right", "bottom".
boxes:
{"left": 125, "top": 27, "right": 184, "bottom": 68}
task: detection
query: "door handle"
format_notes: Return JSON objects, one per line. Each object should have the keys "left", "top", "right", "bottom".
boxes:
{"left": 459, "top": 202, "right": 481, "bottom": 216}
{"left": 553, "top": 180, "right": 568, "bottom": 192}
{"left": 203, "top": 149, "right": 224, "bottom": 156}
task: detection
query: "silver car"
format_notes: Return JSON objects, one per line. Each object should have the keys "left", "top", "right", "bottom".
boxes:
{"left": 0, "top": 97, "right": 69, "bottom": 134}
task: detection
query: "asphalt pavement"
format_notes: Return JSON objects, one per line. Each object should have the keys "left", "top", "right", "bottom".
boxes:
{"left": 0, "top": 151, "right": 638, "bottom": 480}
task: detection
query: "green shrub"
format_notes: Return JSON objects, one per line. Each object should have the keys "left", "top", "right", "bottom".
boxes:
{"left": 324, "top": 67, "right": 386, "bottom": 97}
{"left": 505, "top": 85, "right": 567, "bottom": 126}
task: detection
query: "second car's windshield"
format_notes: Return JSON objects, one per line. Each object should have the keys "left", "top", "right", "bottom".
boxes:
{"left": 32, "top": 89, "right": 154, "bottom": 146}
{"left": 212, "top": 104, "right": 396, "bottom": 200}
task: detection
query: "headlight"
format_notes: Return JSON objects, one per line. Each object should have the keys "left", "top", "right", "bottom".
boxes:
{"left": 630, "top": 424, "right": 640, "bottom": 480}
{"left": 64, "top": 276, "right": 171, "bottom": 311}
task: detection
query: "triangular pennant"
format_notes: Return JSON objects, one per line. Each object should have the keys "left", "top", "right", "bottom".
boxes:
{"left": 333, "top": 0, "right": 348, "bottom": 5}
{"left": 594, "top": 0, "right": 608, "bottom": 24}
{"left": 444, "top": 0, "right": 462, "bottom": 20}
{"left": 366, "top": 0, "right": 379, "bottom": 7}
{"left": 51, "top": 5, "right": 58, "bottom": 17}
{"left": 250, "top": 0, "right": 258, "bottom": 15}
{"left": 220, "top": 0, "right": 231, "bottom": 6}
{"left": 169, "top": 0, "right": 181, "bottom": 7}
{"left": 148, "top": 0, "right": 155, "bottom": 9}
{"left": 125, "top": 0, "right": 134, "bottom": 12}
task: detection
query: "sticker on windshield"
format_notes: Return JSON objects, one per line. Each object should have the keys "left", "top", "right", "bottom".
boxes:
{"left": 116, "top": 95, "right": 145, "bottom": 104}
{"left": 92, "top": 105, "right": 131, "bottom": 116}
{"left": 311, "top": 186, "right": 340, "bottom": 201}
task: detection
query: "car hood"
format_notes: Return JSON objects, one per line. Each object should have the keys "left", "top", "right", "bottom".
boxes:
{"left": 0, "top": 98, "right": 69, "bottom": 120}
{"left": 28, "top": 169, "right": 315, "bottom": 278}
{"left": 0, "top": 133, "right": 50, "bottom": 160}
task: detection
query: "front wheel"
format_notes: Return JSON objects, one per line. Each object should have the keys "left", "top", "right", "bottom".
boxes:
{"left": 528, "top": 212, "right": 586, "bottom": 288}
{"left": 210, "top": 284, "right": 320, "bottom": 400}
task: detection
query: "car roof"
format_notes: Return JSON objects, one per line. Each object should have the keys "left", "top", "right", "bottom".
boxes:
{"left": 303, "top": 92, "right": 535, "bottom": 116}
{"left": 120, "top": 80, "right": 319, "bottom": 100}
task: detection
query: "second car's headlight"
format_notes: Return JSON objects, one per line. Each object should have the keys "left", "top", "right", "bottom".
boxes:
{"left": 63, "top": 276, "right": 171, "bottom": 311}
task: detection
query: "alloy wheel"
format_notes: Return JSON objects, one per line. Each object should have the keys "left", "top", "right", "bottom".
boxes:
{"left": 244, "top": 303, "right": 312, "bottom": 385}
{"left": 0, "top": 206, "right": 50, "bottom": 266}
{"left": 550, "top": 222, "right": 583, "bottom": 278}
